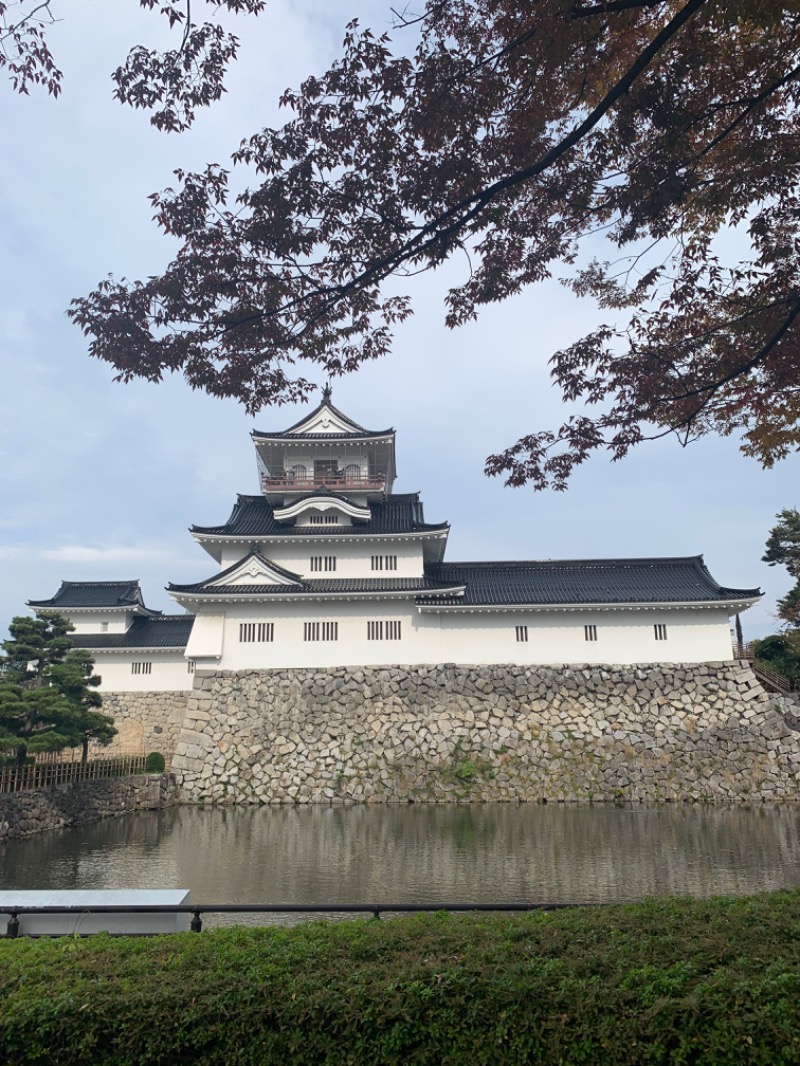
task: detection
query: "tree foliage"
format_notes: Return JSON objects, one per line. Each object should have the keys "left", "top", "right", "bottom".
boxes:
{"left": 750, "top": 632, "right": 800, "bottom": 682}
{"left": 59, "top": 0, "right": 800, "bottom": 488}
{"left": 0, "top": 611, "right": 116, "bottom": 764}
{"left": 0, "top": 0, "right": 264, "bottom": 129}
{"left": 762, "top": 507, "right": 800, "bottom": 627}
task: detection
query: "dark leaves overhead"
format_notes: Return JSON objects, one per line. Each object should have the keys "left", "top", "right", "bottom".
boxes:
{"left": 61, "top": 1, "right": 800, "bottom": 485}
{"left": 1, "top": 1, "right": 265, "bottom": 127}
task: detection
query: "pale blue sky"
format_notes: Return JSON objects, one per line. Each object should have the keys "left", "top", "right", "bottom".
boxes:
{"left": 1, "top": 1, "right": 797, "bottom": 640}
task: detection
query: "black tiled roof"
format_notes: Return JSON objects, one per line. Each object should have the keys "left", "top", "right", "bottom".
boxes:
{"left": 420, "top": 557, "right": 761, "bottom": 607}
{"left": 252, "top": 398, "right": 393, "bottom": 440}
{"left": 72, "top": 615, "right": 194, "bottom": 650}
{"left": 191, "top": 493, "right": 448, "bottom": 537}
{"left": 168, "top": 577, "right": 462, "bottom": 596}
{"left": 28, "top": 581, "right": 161, "bottom": 614}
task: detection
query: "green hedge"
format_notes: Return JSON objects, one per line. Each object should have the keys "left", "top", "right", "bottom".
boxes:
{"left": 2, "top": 892, "right": 800, "bottom": 1064}
{"left": 144, "top": 751, "right": 165, "bottom": 774}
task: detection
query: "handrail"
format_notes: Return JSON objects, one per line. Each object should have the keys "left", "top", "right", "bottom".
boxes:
{"left": 262, "top": 474, "right": 385, "bottom": 491}
{"left": 733, "top": 642, "right": 797, "bottom": 695}
{"left": 1, "top": 901, "right": 597, "bottom": 937}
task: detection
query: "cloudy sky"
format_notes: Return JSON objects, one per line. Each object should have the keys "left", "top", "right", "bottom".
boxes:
{"left": 1, "top": 0, "right": 797, "bottom": 641}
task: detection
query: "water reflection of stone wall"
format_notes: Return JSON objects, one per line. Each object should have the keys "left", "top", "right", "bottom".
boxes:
{"left": 0, "top": 775, "right": 179, "bottom": 842}
{"left": 165, "top": 661, "right": 800, "bottom": 805}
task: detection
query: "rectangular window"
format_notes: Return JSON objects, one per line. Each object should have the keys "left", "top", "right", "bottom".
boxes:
{"left": 371, "top": 555, "right": 398, "bottom": 571}
{"left": 584, "top": 625, "right": 598, "bottom": 642}
{"left": 304, "top": 621, "right": 338, "bottom": 642}
{"left": 515, "top": 625, "right": 528, "bottom": 643}
{"left": 654, "top": 624, "right": 668, "bottom": 641}
{"left": 309, "top": 514, "right": 339, "bottom": 525}
{"left": 187, "top": 660, "right": 196, "bottom": 674}
{"left": 367, "top": 620, "right": 402, "bottom": 641}
{"left": 100, "top": 622, "right": 109, "bottom": 633}
{"left": 131, "top": 662, "right": 152, "bottom": 675}
{"left": 239, "top": 622, "right": 274, "bottom": 643}
{"left": 310, "top": 556, "right": 337, "bottom": 572}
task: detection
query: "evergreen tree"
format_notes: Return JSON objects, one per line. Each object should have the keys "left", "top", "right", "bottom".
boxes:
{"left": 0, "top": 611, "right": 116, "bottom": 765}
{"left": 762, "top": 508, "right": 800, "bottom": 628}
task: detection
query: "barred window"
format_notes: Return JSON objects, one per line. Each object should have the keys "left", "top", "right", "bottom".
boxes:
{"left": 515, "top": 625, "right": 528, "bottom": 643}
{"left": 584, "top": 625, "right": 598, "bottom": 642}
{"left": 310, "top": 556, "right": 337, "bottom": 572}
{"left": 371, "top": 555, "right": 398, "bottom": 571}
{"left": 239, "top": 622, "right": 274, "bottom": 643}
{"left": 654, "top": 624, "right": 668, "bottom": 641}
{"left": 304, "top": 621, "right": 338, "bottom": 642}
{"left": 367, "top": 620, "right": 402, "bottom": 641}
{"left": 131, "top": 662, "right": 152, "bottom": 675}
{"left": 187, "top": 660, "right": 196, "bottom": 674}
{"left": 309, "top": 514, "right": 339, "bottom": 525}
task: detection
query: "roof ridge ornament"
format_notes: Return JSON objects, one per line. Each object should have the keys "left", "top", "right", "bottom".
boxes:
{"left": 321, "top": 382, "right": 332, "bottom": 403}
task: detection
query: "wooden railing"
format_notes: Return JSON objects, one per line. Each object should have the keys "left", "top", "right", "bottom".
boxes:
{"left": 0, "top": 755, "right": 149, "bottom": 795}
{"left": 261, "top": 474, "right": 385, "bottom": 493}
{"left": 733, "top": 642, "right": 798, "bottom": 695}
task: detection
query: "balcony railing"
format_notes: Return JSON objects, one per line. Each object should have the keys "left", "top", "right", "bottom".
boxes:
{"left": 262, "top": 473, "right": 385, "bottom": 492}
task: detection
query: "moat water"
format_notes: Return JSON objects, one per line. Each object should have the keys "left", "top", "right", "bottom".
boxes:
{"left": 3, "top": 805, "right": 800, "bottom": 926}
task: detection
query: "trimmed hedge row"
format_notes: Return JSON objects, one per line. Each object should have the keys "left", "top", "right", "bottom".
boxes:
{"left": 3, "top": 892, "right": 800, "bottom": 1064}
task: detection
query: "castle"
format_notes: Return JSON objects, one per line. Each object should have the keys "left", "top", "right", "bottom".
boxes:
{"left": 29, "top": 388, "right": 760, "bottom": 690}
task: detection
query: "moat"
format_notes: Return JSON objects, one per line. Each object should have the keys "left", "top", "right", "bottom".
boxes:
{"left": 3, "top": 804, "right": 800, "bottom": 925}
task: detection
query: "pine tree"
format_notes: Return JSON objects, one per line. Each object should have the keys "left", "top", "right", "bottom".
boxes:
{"left": 0, "top": 611, "right": 116, "bottom": 765}
{"left": 762, "top": 508, "right": 800, "bottom": 628}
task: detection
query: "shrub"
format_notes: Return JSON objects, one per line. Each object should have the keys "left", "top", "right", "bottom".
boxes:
{"left": 144, "top": 751, "right": 165, "bottom": 773}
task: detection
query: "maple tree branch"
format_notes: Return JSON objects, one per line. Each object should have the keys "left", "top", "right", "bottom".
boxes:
{"left": 697, "top": 61, "right": 800, "bottom": 161}
{"left": 571, "top": 0, "right": 665, "bottom": 18}
{"left": 221, "top": 0, "right": 709, "bottom": 339}
{"left": 666, "top": 296, "right": 800, "bottom": 405}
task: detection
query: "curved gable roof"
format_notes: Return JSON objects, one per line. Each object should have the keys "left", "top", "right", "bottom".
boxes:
{"left": 252, "top": 396, "right": 393, "bottom": 441}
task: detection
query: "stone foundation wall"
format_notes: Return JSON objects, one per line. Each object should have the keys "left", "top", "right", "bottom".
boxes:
{"left": 172, "top": 662, "right": 800, "bottom": 805}
{"left": 0, "top": 774, "right": 179, "bottom": 842}
{"left": 100, "top": 691, "right": 189, "bottom": 760}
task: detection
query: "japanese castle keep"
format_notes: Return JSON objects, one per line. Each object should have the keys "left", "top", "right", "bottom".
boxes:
{"left": 29, "top": 388, "right": 760, "bottom": 691}
{"left": 27, "top": 391, "right": 800, "bottom": 807}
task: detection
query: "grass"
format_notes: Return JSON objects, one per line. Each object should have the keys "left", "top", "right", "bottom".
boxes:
{"left": 2, "top": 892, "right": 800, "bottom": 1063}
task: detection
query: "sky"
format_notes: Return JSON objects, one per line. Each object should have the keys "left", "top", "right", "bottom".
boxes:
{"left": 1, "top": 0, "right": 797, "bottom": 642}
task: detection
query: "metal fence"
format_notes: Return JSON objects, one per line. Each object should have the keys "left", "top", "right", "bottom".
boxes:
{"left": 1, "top": 901, "right": 595, "bottom": 938}
{"left": 0, "top": 754, "right": 149, "bottom": 795}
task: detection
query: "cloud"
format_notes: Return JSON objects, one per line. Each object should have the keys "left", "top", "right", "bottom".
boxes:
{"left": 0, "top": 545, "right": 174, "bottom": 565}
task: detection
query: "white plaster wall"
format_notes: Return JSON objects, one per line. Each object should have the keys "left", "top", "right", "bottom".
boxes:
{"left": 90, "top": 654, "right": 195, "bottom": 692}
{"left": 65, "top": 612, "right": 131, "bottom": 634}
{"left": 218, "top": 539, "right": 426, "bottom": 579}
{"left": 208, "top": 602, "right": 736, "bottom": 670}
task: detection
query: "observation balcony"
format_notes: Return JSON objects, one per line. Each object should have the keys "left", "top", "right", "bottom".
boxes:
{"left": 261, "top": 472, "right": 386, "bottom": 494}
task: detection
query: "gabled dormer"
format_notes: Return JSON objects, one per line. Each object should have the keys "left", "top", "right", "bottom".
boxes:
{"left": 252, "top": 386, "right": 396, "bottom": 504}
{"left": 272, "top": 492, "right": 371, "bottom": 528}
{"left": 205, "top": 553, "right": 304, "bottom": 589}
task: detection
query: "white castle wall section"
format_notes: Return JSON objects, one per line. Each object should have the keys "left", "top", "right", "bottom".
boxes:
{"left": 217, "top": 539, "right": 426, "bottom": 578}
{"left": 91, "top": 652, "right": 194, "bottom": 692}
{"left": 66, "top": 612, "right": 132, "bottom": 634}
{"left": 191, "top": 602, "right": 735, "bottom": 671}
